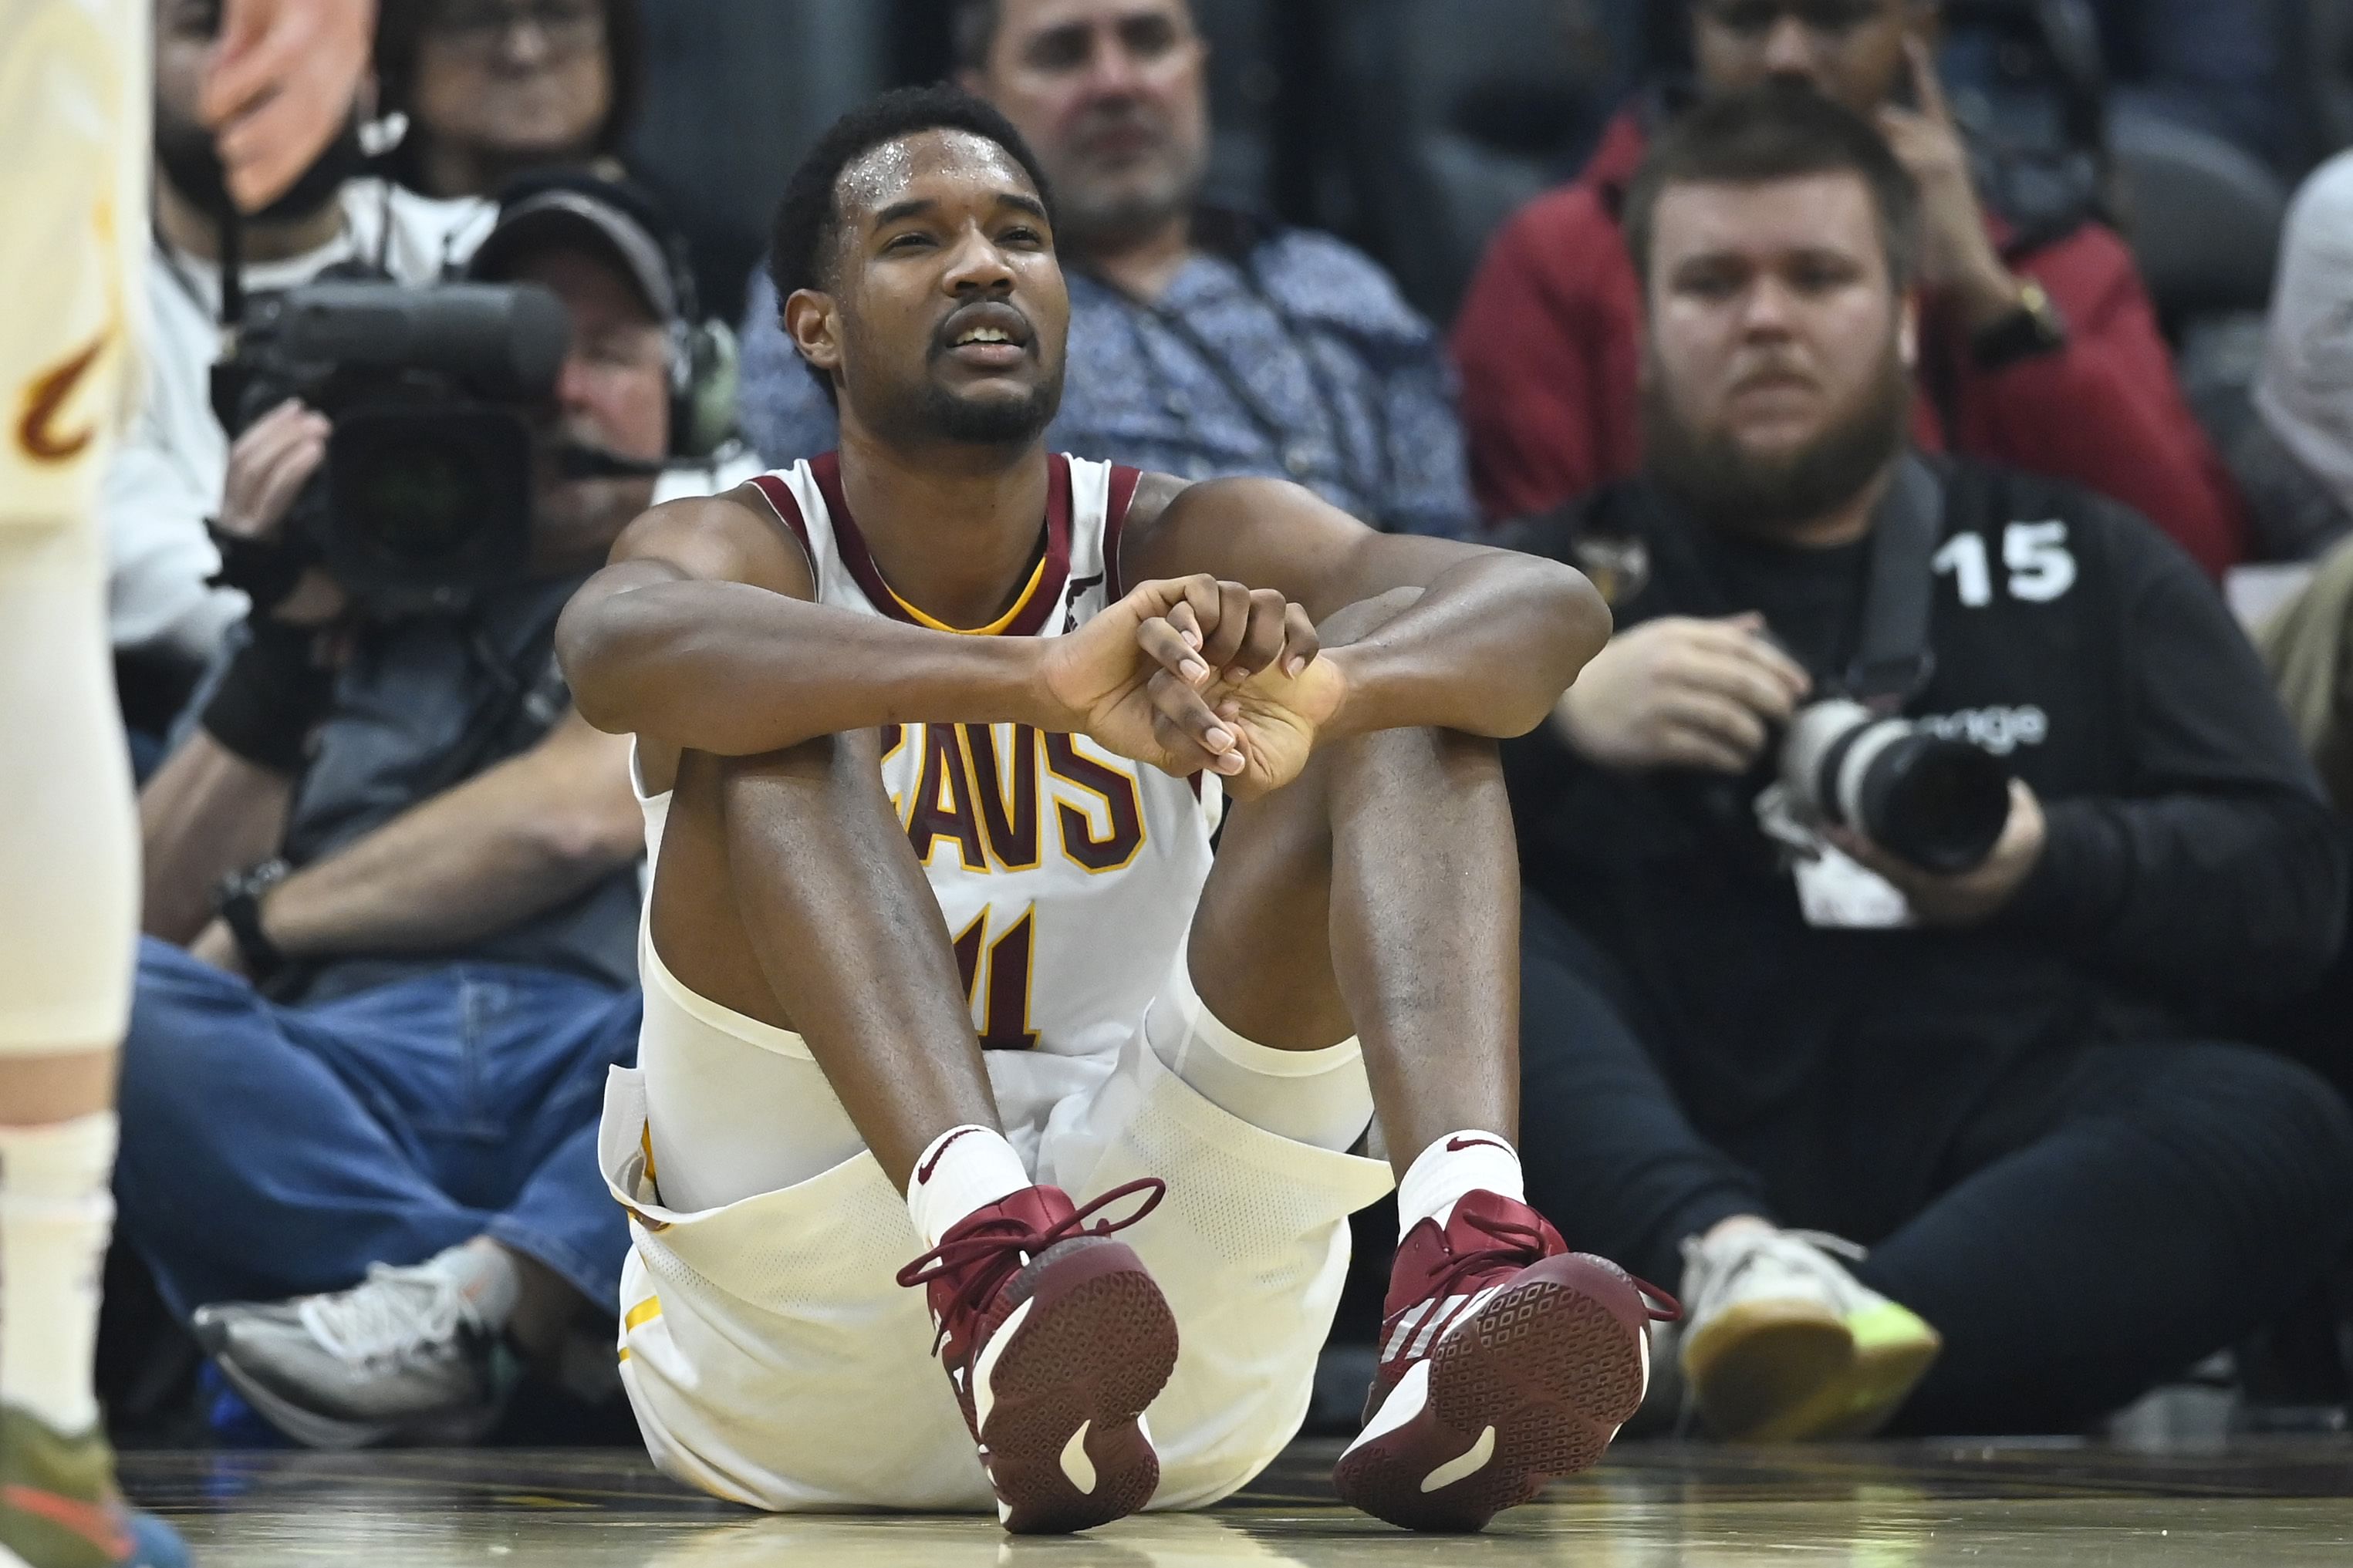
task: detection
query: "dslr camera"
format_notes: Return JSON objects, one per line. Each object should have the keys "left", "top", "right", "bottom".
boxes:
{"left": 211, "top": 271, "right": 570, "bottom": 618}
{"left": 1776, "top": 695, "right": 2014, "bottom": 875}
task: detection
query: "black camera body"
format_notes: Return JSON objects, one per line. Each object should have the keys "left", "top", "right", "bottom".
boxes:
{"left": 212, "top": 274, "right": 569, "bottom": 618}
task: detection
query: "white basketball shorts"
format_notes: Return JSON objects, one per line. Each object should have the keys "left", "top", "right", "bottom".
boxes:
{"left": 0, "top": 0, "right": 146, "bottom": 1054}
{"left": 601, "top": 960, "right": 1395, "bottom": 1513}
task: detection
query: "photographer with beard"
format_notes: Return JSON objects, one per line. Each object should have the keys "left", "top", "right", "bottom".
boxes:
{"left": 1455, "top": 0, "right": 2249, "bottom": 578}
{"left": 107, "top": 0, "right": 495, "bottom": 750}
{"left": 104, "top": 176, "right": 737, "bottom": 1449}
{"left": 1504, "top": 89, "right": 2353, "bottom": 1444}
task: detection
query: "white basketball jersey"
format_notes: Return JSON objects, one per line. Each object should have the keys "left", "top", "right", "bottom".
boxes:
{"left": 1, "top": 0, "right": 147, "bottom": 528}
{"left": 742, "top": 452, "right": 1220, "bottom": 1069}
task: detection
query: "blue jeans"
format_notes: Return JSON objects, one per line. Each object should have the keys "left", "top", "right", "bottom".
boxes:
{"left": 115, "top": 937, "right": 640, "bottom": 1319}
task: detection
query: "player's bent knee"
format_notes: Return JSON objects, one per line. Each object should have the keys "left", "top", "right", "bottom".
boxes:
{"left": 1315, "top": 585, "right": 1424, "bottom": 647}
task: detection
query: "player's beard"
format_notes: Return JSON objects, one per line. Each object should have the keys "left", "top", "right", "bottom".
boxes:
{"left": 1643, "top": 346, "right": 1913, "bottom": 539}
{"left": 917, "top": 375, "right": 1064, "bottom": 447}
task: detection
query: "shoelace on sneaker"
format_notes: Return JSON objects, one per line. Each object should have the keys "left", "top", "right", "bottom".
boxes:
{"left": 894, "top": 1179, "right": 1167, "bottom": 1357}
{"left": 298, "top": 1263, "right": 476, "bottom": 1366}
{"left": 1689, "top": 1229, "right": 1868, "bottom": 1320}
{"left": 1405, "top": 1207, "right": 1683, "bottom": 1361}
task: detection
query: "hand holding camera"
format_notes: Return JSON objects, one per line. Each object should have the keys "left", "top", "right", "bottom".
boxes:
{"left": 221, "top": 399, "right": 346, "bottom": 627}
{"left": 1552, "top": 612, "right": 1812, "bottom": 774}
{"left": 1828, "top": 778, "right": 2047, "bottom": 926}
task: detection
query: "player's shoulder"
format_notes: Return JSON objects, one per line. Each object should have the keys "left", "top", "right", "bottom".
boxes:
{"left": 1114, "top": 469, "right": 1372, "bottom": 583}
{"left": 611, "top": 475, "right": 815, "bottom": 599}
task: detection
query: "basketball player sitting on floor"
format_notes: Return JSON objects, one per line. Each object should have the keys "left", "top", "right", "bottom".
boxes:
{"left": 555, "top": 86, "right": 1676, "bottom": 1536}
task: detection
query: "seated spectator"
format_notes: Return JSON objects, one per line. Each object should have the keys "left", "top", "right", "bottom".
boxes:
{"left": 2247, "top": 151, "right": 2353, "bottom": 562}
{"left": 737, "top": 0, "right": 1476, "bottom": 538}
{"left": 1453, "top": 0, "right": 2251, "bottom": 577}
{"left": 1501, "top": 89, "right": 2353, "bottom": 1442}
{"left": 108, "top": 175, "right": 732, "bottom": 1448}
{"left": 373, "top": 0, "right": 643, "bottom": 200}
{"left": 112, "top": 0, "right": 491, "bottom": 745}
{"left": 2090, "top": 0, "right": 2288, "bottom": 169}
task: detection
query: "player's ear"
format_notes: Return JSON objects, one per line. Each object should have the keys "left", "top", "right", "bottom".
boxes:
{"left": 784, "top": 288, "right": 844, "bottom": 379}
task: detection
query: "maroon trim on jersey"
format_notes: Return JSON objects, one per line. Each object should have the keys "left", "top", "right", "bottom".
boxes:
{"left": 809, "top": 452, "right": 1073, "bottom": 636}
{"left": 744, "top": 471, "right": 816, "bottom": 579}
{"left": 1103, "top": 464, "right": 1143, "bottom": 602}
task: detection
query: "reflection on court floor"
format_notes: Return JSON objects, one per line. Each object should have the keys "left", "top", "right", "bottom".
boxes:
{"left": 129, "top": 1437, "right": 2353, "bottom": 1566}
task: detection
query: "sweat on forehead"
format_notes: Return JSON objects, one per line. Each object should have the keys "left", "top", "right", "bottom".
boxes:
{"left": 832, "top": 130, "right": 1040, "bottom": 225}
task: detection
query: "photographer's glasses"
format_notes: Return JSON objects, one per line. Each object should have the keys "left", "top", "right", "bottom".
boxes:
{"left": 1698, "top": 0, "right": 1889, "bottom": 35}
{"left": 431, "top": 0, "right": 606, "bottom": 57}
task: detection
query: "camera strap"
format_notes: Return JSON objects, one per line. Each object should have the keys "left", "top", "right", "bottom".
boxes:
{"left": 1844, "top": 454, "right": 1946, "bottom": 713}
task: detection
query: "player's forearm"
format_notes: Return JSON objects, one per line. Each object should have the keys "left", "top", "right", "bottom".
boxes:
{"left": 1321, "top": 554, "right": 1610, "bottom": 740}
{"left": 138, "top": 730, "right": 294, "bottom": 943}
{"left": 558, "top": 579, "right": 1052, "bottom": 754}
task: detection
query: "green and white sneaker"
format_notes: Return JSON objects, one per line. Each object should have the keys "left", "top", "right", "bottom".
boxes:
{"left": 0, "top": 1404, "right": 188, "bottom": 1568}
{"left": 1676, "top": 1227, "right": 1940, "bottom": 1442}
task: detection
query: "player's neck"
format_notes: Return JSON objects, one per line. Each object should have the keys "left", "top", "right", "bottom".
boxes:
{"left": 834, "top": 427, "right": 1057, "bottom": 631}
{"left": 154, "top": 179, "right": 348, "bottom": 266}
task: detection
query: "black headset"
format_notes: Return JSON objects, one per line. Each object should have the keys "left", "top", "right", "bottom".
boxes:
{"left": 474, "top": 169, "right": 740, "bottom": 460}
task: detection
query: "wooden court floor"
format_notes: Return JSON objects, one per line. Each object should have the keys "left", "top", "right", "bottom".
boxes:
{"left": 123, "top": 1435, "right": 2353, "bottom": 1565}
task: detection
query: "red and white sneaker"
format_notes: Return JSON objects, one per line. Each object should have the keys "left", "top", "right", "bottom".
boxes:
{"left": 1333, "top": 1189, "right": 1680, "bottom": 1532}
{"left": 895, "top": 1179, "right": 1179, "bottom": 1534}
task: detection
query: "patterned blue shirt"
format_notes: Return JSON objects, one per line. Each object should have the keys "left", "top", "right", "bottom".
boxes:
{"left": 736, "top": 215, "right": 1477, "bottom": 538}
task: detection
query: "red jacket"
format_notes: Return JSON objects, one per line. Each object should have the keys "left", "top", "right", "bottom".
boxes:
{"left": 1451, "top": 112, "right": 2251, "bottom": 576}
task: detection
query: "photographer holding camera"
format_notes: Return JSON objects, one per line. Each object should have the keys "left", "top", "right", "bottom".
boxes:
{"left": 110, "top": 174, "right": 747, "bottom": 1448}
{"left": 109, "top": 0, "right": 495, "bottom": 753}
{"left": 1504, "top": 89, "right": 2353, "bottom": 1443}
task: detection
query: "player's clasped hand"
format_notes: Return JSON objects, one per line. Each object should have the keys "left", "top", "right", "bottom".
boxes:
{"left": 1039, "top": 573, "right": 1337, "bottom": 796}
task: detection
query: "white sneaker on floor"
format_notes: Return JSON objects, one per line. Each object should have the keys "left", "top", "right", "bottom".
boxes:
{"left": 191, "top": 1260, "right": 504, "bottom": 1450}
{"left": 1676, "top": 1227, "right": 1940, "bottom": 1442}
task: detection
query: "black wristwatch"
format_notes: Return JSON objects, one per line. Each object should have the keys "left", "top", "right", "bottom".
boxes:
{"left": 1970, "top": 279, "right": 2069, "bottom": 370}
{"left": 212, "top": 857, "right": 294, "bottom": 980}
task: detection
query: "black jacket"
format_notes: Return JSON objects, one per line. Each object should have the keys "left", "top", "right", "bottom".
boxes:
{"left": 1504, "top": 458, "right": 2344, "bottom": 1131}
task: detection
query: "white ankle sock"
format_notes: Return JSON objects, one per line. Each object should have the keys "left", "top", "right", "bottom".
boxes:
{"left": 0, "top": 1112, "right": 118, "bottom": 1435}
{"left": 1396, "top": 1130, "right": 1524, "bottom": 1236}
{"left": 905, "top": 1125, "right": 1031, "bottom": 1249}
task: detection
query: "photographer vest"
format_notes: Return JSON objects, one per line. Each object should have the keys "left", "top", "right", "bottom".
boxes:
{"left": 280, "top": 572, "right": 640, "bottom": 1002}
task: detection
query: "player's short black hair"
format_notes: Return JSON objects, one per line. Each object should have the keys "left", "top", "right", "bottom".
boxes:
{"left": 766, "top": 86, "right": 1057, "bottom": 400}
{"left": 1622, "top": 84, "right": 1923, "bottom": 296}
{"left": 767, "top": 85, "right": 1057, "bottom": 310}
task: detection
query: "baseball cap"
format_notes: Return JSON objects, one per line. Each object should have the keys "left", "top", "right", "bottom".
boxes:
{"left": 467, "top": 170, "right": 690, "bottom": 325}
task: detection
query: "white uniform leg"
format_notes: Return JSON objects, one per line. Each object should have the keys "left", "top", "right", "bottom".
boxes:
{"left": 1037, "top": 963, "right": 1394, "bottom": 1509}
{"left": 0, "top": 0, "right": 147, "bottom": 1467}
{"left": 607, "top": 950, "right": 1394, "bottom": 1513}
{"left": 0, "top": 524, "right": 138, "bottom": 1057}
{"left": 0, "top": 0, "right": 147, "bottom": 1058}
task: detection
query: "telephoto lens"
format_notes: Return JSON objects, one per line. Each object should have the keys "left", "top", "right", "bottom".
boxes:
{"left": 1779, "top": 699, "right": 2013, "bottom": 874}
